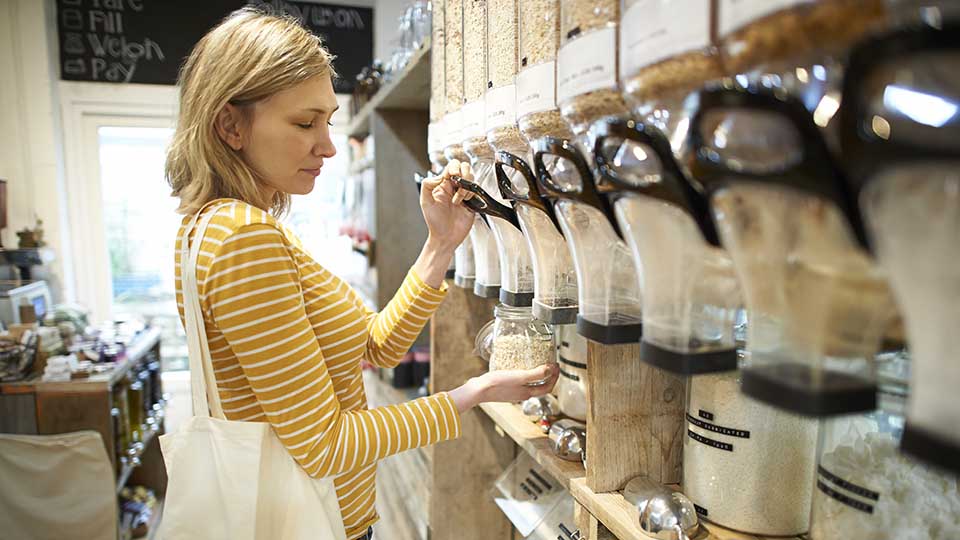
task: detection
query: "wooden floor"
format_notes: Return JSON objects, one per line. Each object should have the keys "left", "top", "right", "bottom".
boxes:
{"left": 161, "top": 369, "right": 429, "bottom": 540}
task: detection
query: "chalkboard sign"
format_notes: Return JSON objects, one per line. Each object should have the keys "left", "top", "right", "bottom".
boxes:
{"left": 56, "top": 0, "right": 373, "bottom": 93}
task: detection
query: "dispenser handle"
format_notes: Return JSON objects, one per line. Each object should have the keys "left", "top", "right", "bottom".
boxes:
{"left": 839, "top": 22, "right": 960, "bottom": 248}
{"left": 532, "top": 136, "right": 624, "bottom": 239}
{"left": 453, "top": 175, "right": 522, "bottom": 230}
{"left": 686, "top": 83, "right": 870, "bottom": 250}
{"left": 593, "top": 118, "right": 721, "bottom": 247}
{"left": 495, "top": 151, "right": 565, "bottom": 234}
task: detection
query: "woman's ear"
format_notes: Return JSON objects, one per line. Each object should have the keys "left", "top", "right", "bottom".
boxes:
{"left": 215, "top": 103, "right": 246, "bottom": 151}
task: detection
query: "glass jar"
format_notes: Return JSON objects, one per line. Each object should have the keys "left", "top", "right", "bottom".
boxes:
{"left": 683, "top": 369, "right": 819, "bottom": 536}
{"left": 128, "top": 377, "right": 145, "bottom": 443}
{"left": 517, "top": 0, "right": 574, "bottom": 145}
{"left": 113, "top": 382, "right": 132, "bottom": 453}
{"left": 489, "top": 304, "right": 556, "bottom": 382}
{"left": 557, "top": 0, "right": 629, "bottom": 137}
{"left": 810, "top": 351, "right": 960, "bottom": 540}
{"left": 619, "top": 0, "right": 723, "bottom": 155}
{"left": 554, "top": 325, "right": 586, "bottom": 422}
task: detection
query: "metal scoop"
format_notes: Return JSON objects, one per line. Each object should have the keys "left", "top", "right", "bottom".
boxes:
{"left": 622, "top": 476, "right": 700, "bottom": 540}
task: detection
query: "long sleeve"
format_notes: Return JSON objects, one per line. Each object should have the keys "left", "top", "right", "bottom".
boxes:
{"left": 202, "top": 223, "right": 461, "bottom": 478}
{"left": 356, "top": 270, "right": 448, "bottom": 368}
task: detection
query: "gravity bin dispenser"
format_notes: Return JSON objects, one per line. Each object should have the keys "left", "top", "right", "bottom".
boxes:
{"left": 687, "top": 83, "right": 899, "bottom": 417}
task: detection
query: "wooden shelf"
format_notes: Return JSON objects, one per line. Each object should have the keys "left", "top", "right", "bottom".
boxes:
{"left": 116, "top": 424, "right": 161, "bottom": 494}
{"left": 346, "top": 39, "right": 432, "bottom": 138}
{"left": 569, "top": 478, "right": 803, "bottom": 540}
{"left": 478, "top": 402, "right": 585, "bottom": 490}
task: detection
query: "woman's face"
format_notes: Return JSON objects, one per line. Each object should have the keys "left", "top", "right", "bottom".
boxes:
{"left": 241, "top": 74, "right": 339, "bottom": 197}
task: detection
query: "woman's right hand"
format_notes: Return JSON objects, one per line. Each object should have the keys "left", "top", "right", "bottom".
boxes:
{"left": 447, "top": 364, "right": 561, "bottom": 413}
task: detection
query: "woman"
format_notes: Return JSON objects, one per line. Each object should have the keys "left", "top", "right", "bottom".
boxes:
{"left": 167, "top": 9, "right": 559, "bottom": 540}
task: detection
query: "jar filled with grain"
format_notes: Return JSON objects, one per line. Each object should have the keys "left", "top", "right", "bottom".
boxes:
{"left": 619, "top": 0, "right": 724, "bottom": 154}
{"left": 443, "top": 0, "right": 466, "bottom": 162}
{"left": 517, "top": 0, "right": 574, "bottom": 145}
{"left": 461, "top": 0, "right": 492, "bottom": 160}
{"left": 683, "top": 371, "right": 819, "bottom": 535}
{"left": 484, "top": 0, "right": 528, "bottom": 155}
{"left": 717, "top": 0, "right": 887, "bottom": 140}
{"left": 557, "top": 0, "right": 629, "bottom": 137}
{"left": 489, "top": 303, "right": 557, "bottom": 384}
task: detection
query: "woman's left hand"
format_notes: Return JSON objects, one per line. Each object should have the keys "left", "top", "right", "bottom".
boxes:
{"left": 419, "top": 159, "right": 476, "bottom": 251}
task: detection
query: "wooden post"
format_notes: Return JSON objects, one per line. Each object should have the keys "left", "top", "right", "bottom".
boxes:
{"left": 429, "top": 283, "right": 515, "bottom": 540}
{"left": 585, "top": 341, "right": 686, "bottom": 492}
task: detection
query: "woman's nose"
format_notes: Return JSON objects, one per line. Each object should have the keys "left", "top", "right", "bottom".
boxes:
{"left": 313, "top": 133, "right": 336, "bottom": 159}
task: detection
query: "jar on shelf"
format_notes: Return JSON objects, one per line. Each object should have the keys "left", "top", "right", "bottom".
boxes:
{"left": 554, "top": 325, "right": 586, "bottom": 422}
{"left": 619, "top": 0, "right": 723, "bottom": 154}
{"left": 557, "top": 0, "right": 629, "bottom": 138}
{"left": 128, "top": 375, "right": 145, "bottom": 443}
{"left": 517, "top": 0, "right": 574, "bottom": 146}
{"left": 810, "top": 351, "right": 960, "bottom": 540}
{"left": 489, "top": 303, "right": 556, "bottom": 383}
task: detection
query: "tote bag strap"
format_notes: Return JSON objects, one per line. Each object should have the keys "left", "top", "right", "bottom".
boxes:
{"left": 179, "top": 202, "right": 234, "bottom": 420}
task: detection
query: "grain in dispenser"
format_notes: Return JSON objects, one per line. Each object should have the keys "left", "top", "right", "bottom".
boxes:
{"left": 557, "top": 0, "right": 629, "bottom": 138}
{"left": 840, "top": 20, "right": 960, "bottom": 474}
{"left": 485, "top": 0, "right": 527, "bottom": 156}
{"left": 619, "top": 0, "right": 723, "bottom": 153}
{"left": 687, "top": 84, "right": 897, "bottom": 417}
{"left": 443, "top": 0, "right": 466, "bottom": 165}
{"left": 517, "top": 0, "right": 573, "bottom": 146}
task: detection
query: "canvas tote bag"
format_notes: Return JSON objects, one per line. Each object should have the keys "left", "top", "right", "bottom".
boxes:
{"left": 158, "top": 203, "right": 347, "bottom": 540}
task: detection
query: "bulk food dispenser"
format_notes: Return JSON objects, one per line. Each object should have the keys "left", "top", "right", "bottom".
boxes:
{"left": 619, "top": 0, "right": 724, "bottom": 154}
{"left": 687, "top": 85, "right": 898, "bottom": 417}
{"left": 458, "top": 0, "right": 501, "bottom": 299}
{"left": 595, "top": 117, "right": 818, "bottom": 536}
{"left": 839, "top": 21, "right": 960, "bottom": 475}
{"left": 428, "top": 1, "right": 456, "bottom": 280}
{"left": 442, "top": 0, "right": 476, "bottom": 289}
{"left": 533, "top": 137, "right": 642, "bottom": 344}
{"left": 483, "top": 0, "right": 537, "bottom": 308}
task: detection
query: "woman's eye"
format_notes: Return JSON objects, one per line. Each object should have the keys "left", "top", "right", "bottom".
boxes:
{"left": 297, "top": 122, "right": 314, "bottom": 129}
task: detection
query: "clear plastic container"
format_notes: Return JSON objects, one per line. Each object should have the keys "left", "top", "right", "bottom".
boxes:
{"left": 481, "top": 168, "right": 536, "bottom": 306}
{"left": 533, "top": 137, "right": 642, "bottom": 344}
{"left": 454, "top": 236, "right": 476, "bottom": 289}
{"left": 619, "top": 0, "right": 723, "bottom": 154}
{"left": 688, "top": 85, "right": 897, "bottom": 416}
{"left": 461, "top": 0, "right": 491, "bottom": 159}
{"left": 430, "top": 0, "right": 446, "bottom": 125}
{"left": 557, "top": 0, "right": 629, "bottom": 136}
{"left": 443, "top": 0, "right": 466, "bottom": 161}
{"left": 595, "top": 118, "right": 740, "bottom": 375}
{"left": 496, "top": 150, "right": 578, "bottom": 323}
{"left": 810, "top": 352, "right": 960, "bottom": 540}
{"left": 683, "top": 370, "right": 819, "bottom": 536}
{"left": 517, "top": 0, "right": 574, "bottom": 145}
{"left": 489, "top": 304, "right": 557, "bottom": 382}
{"left": 485, "top": 0, "right": 528, "bottom": 155}
{"left": 555, "top": 324, "right": 587, "bottom": 422}
{"left": 839, "top": 20, "right": 960, "bottom": 472}
{"left": 460, "top": 152, "right": 507, "bottom": 298}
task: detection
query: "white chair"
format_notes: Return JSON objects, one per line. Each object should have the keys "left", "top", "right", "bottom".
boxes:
{"left": 0, "top": 430, "right": 117, "bottom": 540}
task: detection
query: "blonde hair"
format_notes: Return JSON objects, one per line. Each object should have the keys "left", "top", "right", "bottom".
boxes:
{"left": 166, "top": 7, "right": 336, "bottom": 216}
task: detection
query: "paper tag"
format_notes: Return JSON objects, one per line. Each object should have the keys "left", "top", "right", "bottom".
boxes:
{"left": 428, "top": 121, "right": 445, "bottom": 153}
{"left": 557, "top": 26, "right": 617, "bottom": 104}
{"left": 462, "top": 100, "right": 486, "bottom": 139}
{"left": 719, "top": 0, "right": 809, "bottom": 37}
{"left": 517, "top": 61, "right": 556, "bottom": 118}
{"left": 444, "top": 109, "right": 463, "bottom": 146}
{"left": 620, "top": 0, "right": 711, "bottom": 77}
{"left": 485, "top": 84, "right": 517, "bottom": 130}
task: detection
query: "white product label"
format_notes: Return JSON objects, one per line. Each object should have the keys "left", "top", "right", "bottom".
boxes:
{"left": 428, "top": 121, "right": 445, "bottom": 153}
{"left": 461, "top": 100, "right": 486, "bottom": 139}
{"left": 517, "top": 61, "right": 557, "bottom": 117}
{"left": 557, "top": 27, "right": 618, "bottom": 104}
{"left": 444, "top": 110, "right": 463, "bottom": 146}
{"left": 620, "top": 0, "right": 711, "bottom": 77}
{"left": 485, "top": 84, "right": 517, "bottom": 130}
{"left": 719, "top": 0, "right": 809, "bottom": 37}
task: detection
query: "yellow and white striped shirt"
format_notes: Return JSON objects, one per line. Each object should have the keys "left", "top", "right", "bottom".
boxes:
{"left": 174, "top": 199, "right": 462, "bottom": 538}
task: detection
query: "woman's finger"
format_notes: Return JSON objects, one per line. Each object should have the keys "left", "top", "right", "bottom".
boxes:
{"left": 445, "top": 159, "right": 461, "bottom": 179}
{"left": 459, "top": 161, "right": 472, "bottom": 181}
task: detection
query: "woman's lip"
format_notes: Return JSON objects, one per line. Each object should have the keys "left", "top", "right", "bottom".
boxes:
{"left": 301, "top": 168, "right": 322, "bottom": 176}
